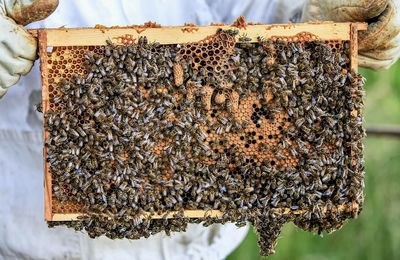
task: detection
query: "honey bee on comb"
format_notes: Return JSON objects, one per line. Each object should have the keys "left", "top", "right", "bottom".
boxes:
{"left": 43, "top": 27, "right": 365, "bottom": 256}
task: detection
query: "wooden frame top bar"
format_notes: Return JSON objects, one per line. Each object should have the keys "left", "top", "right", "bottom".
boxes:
{"left": 35, "top": 22, "right": 368, "bottom": 47}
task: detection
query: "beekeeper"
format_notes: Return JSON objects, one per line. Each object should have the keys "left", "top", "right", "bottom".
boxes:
{"left": 1, "top": 0, "right": 399, "bottom": 259}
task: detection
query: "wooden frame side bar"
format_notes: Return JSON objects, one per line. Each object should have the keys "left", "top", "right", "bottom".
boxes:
{"left": 38, "top": 30, "right": 53, "bottom": 221}
{"left": 350, "top": 23, "right": 360, "bottom": 72}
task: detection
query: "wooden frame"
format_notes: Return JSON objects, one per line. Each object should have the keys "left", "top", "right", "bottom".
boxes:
{"left": 33, "top": 22, "right": 367, "bottom": 221}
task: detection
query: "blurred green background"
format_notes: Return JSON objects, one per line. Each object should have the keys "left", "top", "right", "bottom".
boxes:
{"left": 227, "top": 61, "right": 400, "bottom": 260}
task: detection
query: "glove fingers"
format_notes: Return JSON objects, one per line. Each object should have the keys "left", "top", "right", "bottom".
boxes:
{"left": 301, "top": 0, "right": 388, "bottom": 22}
{"left": 359, "top": 1, "right": 400, "bottom": 51}
{"left": 0, "top": 49, "right": 34, "bottom": 91}
{"left": 360, "top": 38, "right": 400, "bottom": 65}
{"left": 366, "top": 31, "right": 400, "bottom": 55}
{"left": 0, "top": 15, "right": 36, "bottom": 94}
{"left": 0, "top": 16, "right": 37, "bottom": 60}
{"left": 0, "top": 64, "right": 21, "bottom": 94}
{"left": 5, "top": 0, "right": 59, "bottom": 26}
{"left": 323, "top": 0, "right": 388, "bottom": 22}
{"left": 0, "top": 48, "right": 35, "bottom": 75}
{"left": 0, "top": 88, "right": 8, "bottom": 98}
{"left": 358, "top": 53, "right": 397, "bottom": 69}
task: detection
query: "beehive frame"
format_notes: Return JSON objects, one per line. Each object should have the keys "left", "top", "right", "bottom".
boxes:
{"left": 32, "top": 22, "right": 367, "bottom": 222}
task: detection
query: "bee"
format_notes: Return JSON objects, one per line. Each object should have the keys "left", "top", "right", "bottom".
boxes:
{"left": 238, "top": 33, "right": 251, "bottom": 42}
{"left": 47, "top": 28, "right": 365, "bottom": 253}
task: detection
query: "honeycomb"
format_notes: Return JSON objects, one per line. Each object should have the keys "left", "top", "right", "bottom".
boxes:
{"left": 46, "top": 45, "right": 103, "bottom": 111}
{"left": 44, "top": 41, "right": 325, "bottom": 215}
{"left": 40, "top": 23, "right": 365, "bottom": 256}
{"left": 176, "top": 29, "right": 236, "bottom": 82}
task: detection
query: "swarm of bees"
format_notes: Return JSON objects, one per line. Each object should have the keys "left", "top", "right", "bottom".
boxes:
{"left": 45, "top": 29, "right": 365, "bottom": 256}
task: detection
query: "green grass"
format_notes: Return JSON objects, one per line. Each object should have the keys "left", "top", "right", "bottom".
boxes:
{"left": 227, "top": 62, "right": 400, "bottom": 260}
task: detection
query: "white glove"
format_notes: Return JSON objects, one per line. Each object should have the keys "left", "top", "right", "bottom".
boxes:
{"left": 301, "top": 0, "right": 400, "bottom": 70}
{"left": 0, "top": 0, "right": 58, "bottom": 97}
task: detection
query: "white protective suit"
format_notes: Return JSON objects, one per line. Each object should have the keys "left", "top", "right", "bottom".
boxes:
{"left": 2, "top": 0, "right": 399, "bottom": 259}
{"left": 0, "top": 0, "right": 304, "bottom": 259}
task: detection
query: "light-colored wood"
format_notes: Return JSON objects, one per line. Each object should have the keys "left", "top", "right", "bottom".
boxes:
{"left": 356, "top": 23, "right": 368, "bottom": 30}
{"left": 52, "top": 213, "right": 81, "bottom": 221}
{"left": 51, "top": 204, "right": 357, "bottom": 221}
{"left": 36, "top": 22, "right": 368, "bottom": 47}
{"left": 350, "top": 23, "right": 359, "bottom": 72}
{"left": 38, "top": 30, "right": 53, "bottom": 222}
